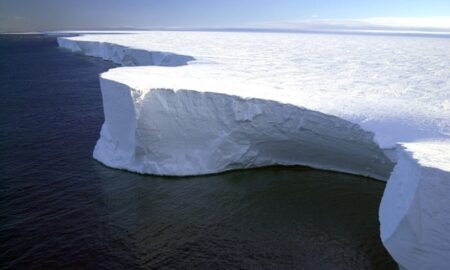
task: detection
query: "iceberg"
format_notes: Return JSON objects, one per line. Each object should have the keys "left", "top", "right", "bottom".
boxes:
{"left": 95, "top": 66, "right": 393, "bottom": 178}
{"left": 380, "top": 141, "right": 450, "bottom": 270}
{"left": 57, "top": 31, "right": 450, "bottom": 269}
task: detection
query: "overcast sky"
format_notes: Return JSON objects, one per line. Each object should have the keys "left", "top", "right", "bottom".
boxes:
{"left": 1, "top": 0, "right": 450, "bottom": 32}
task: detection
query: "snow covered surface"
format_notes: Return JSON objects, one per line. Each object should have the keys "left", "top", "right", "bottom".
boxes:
{"left": 58, "top": 32, "right": 450, "bottom": 148}
{"left": 57, "top": 31, "right": 450, "bottom": 269}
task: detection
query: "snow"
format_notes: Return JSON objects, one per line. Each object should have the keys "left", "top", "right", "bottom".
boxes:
{"left": 57, "top": 31, "right": 450, "bottom": 269}
{"left": 58, "top": 32, "right": 450, "bottom": 149}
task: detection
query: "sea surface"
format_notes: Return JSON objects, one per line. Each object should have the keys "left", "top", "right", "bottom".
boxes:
{"left": 0, "top": 34, "right": 396, "bottom": 269}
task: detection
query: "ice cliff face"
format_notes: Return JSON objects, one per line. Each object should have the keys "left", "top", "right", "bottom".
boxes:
{"left": 96, "top": 71, "right": 392, "bottom": 179}
{"left": 58, "top": 35, "right": 394, "bottom": 179}
{"left": 57, "top": 37, "right": 194, "bottom": 66}
{"left": 380, "top": 141, "right": 450, "bottom": 269}
{"left": 58, "top": 32, "right": 450, "bottom": 270}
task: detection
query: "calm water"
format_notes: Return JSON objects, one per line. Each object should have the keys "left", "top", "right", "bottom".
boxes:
{"left": 0, "top": 35, "right": 396, "bottom": 270}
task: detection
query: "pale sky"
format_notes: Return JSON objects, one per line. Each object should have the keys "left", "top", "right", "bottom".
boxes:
{"left": 1, "top": 0, "right": 450, "bottom": 32}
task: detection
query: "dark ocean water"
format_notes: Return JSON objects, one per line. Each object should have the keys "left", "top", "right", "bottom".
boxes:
{"left": 0, "top": 35, "right": 396, "bottom": 270}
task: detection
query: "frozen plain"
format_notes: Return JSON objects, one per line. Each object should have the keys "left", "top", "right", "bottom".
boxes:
{"left": 58, "top": 31, "right": 450, "bottom": 269}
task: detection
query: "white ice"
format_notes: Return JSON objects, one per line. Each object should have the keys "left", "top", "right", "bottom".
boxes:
{"left": 58, "top": 31, "right": 450, "bottom": 148}
{"left": 380, "top": 140, "right": 450, "bottom": 270}
{"left": 57, "top": 31, "right": 450, "bottom": 269}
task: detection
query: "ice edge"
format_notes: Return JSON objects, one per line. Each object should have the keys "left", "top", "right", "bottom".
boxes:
{"left": 58, "top": 35, "right": 450, "bottom": 270}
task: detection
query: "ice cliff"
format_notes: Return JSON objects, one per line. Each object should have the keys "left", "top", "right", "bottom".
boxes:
{"left": 380, "top": 141, "right": 450, "bottom": 270}
{"left": 57, "top": 32, "right": 450, "bottom": 269}
{"left": 57, "top": 37, "right": 194, "bottom": 67}
{"left": 96, "top": 68, "right": 392, "bottom": 179}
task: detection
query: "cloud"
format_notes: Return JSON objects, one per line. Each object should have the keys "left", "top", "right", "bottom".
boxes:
{"left": 249, "top": 17, "right": 450, "bottom": 33}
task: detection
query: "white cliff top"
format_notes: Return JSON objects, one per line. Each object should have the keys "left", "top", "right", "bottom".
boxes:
{"left": 67, "top": 31, "right": 450, "bottom": 150}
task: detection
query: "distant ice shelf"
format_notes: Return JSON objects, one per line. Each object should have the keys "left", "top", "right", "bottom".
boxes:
{"left": 57, "top": 37, "right": 194, "bottom": 67}
{"left": 57, "top": 32, "right": 450, "bottom": 270}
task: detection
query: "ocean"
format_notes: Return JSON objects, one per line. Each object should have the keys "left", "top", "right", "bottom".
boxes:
{"left": 0, "top": 34, "right": 396, "bottom": 269}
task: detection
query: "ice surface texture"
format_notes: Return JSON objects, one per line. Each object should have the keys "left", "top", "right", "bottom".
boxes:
{"left": 58, "top": 32, "right": 450, "bottom": 269}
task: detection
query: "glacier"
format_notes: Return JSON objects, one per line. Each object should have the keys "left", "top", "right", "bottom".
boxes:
{"left": 57, "top": 31, "right": 450, "bottom": 269}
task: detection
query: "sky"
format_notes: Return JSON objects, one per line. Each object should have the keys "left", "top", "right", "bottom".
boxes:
{"left": 1, "top": 0, "right": 450, "bottom": 32}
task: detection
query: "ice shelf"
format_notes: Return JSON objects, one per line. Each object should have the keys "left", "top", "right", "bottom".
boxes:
{"left": 58, "top": 32, "right": 450, "bottom": 269}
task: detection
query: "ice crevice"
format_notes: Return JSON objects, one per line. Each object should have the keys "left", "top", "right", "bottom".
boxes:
{"left": 58, "top": 35, "right": 450, "bottom": 270}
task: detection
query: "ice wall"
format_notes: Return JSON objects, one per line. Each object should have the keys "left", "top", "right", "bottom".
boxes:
{"left": 58, "top": 36, "right": 394, "bottom": 179}
{"left": 58, "top": 34, "right": 450, "bottom": 270}
{"left": 95, "top": 74, "right": 393, "bottom": 179}
{"left": 57, "top": 37, "right": 194, "bottom": 66}
{"left": 380, "top": 141, "right": 450, "bottom": 269}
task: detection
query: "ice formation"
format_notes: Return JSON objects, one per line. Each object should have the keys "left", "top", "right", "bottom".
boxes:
{"left": 95, "top": 67, "right": 392, "bottom": 178}
{"left": 57, "top": 31, "right": 450, "bottom": 269}
{"left": 57, "top": 37, "right": 194, "bottom": 66}
{"left": 380, "top": 141, "right": 450, "bottom": 269}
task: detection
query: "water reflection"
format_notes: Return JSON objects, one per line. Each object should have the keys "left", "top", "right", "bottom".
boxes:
{"left": 95, "top": 164, "right": 396, "bottom": 269}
